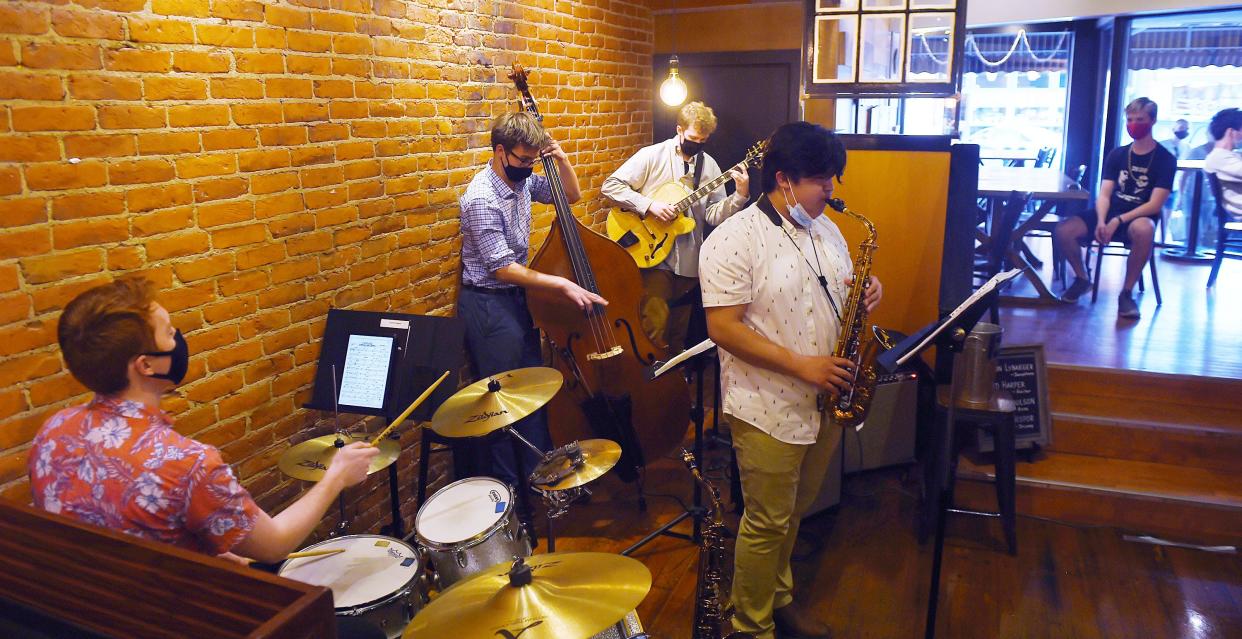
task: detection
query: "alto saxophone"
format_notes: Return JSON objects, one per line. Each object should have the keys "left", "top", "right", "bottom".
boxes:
{"left": 681, "top": 450, "right": 754, "bottom": 639}
{"left": 824, "top": 198, "right": 893, "bottom": 428}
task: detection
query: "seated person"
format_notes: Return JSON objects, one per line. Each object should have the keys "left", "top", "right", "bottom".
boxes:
{"left": 29, "top": 277, "right": 380, "bottom": 564}
{"left": 1055, "top": 97, "right": 1174, "bottom": 319}
{"left": 1204, "top": 107, "right": 1242, "bottom": 221}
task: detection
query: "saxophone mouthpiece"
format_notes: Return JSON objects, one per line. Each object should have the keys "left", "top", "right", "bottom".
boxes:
{"left": 827, "top": 198, "right": 847, "bottom": 213}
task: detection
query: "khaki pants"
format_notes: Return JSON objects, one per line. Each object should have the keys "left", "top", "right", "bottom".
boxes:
{"left": 729, "top": 413, "right": 840, "bottom": 639}
{"left": 640, "top": 269, "right": 697, "bottom": 353}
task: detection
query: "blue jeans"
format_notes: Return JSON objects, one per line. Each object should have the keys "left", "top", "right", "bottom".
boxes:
{"left": 457, "top": 286, "right": 551, "bottom": 489}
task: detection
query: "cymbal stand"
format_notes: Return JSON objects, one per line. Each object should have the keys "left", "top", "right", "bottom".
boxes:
{"left": 327, "top": 364, "right": 351, "bottom": 538}
{"left": 506, "top": 428, "right": 590, "bottom": 553}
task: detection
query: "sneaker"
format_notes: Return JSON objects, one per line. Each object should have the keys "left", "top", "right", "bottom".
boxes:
{"left": 1061, "top": 277, "right": 1091, "bottom": 303}
{"left": 1117, "top": 291, "right": 1140, "bottom": 319}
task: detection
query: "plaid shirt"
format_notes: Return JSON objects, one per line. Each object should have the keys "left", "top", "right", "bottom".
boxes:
{"left": 459, "top": 164, "right": 554, "bottom": 288}
{"left": 29, "top": 395, "right": 261, "bottom": 555}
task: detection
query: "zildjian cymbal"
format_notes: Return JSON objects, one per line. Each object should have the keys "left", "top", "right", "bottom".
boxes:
{"left": 430, "top": 367, "right": 563, "bottom": 438}
{"left": 529, "top": 439, "right": 622, "bottom": 491}
{"left": 277, "top": 433, "right": 400, "bottom": 482}
{"left": 402, "top": 552, "right": 651, "bottom": 639}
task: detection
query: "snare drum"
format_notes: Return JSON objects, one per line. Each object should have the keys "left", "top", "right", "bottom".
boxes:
{"left": 414, "top": 476, "right": 531, "bottom": 587}
{"left": 278, "top": 535, "right": 422, "bottom": 639}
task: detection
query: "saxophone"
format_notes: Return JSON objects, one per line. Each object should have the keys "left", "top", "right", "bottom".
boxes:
{"left": 824, "top": 198, "right": 893, "bottom": 428}
{"left": 681, "top": 450, "right": 754, "bottom": 639}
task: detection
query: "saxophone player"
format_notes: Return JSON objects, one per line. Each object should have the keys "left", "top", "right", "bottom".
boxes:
{"left": 699, "top": 122, "right": 882, "bottom": 639}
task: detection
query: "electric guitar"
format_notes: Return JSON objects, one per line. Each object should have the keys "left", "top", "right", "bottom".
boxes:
{"left": 605, "top": 141, "right": 766, "bottom": 268}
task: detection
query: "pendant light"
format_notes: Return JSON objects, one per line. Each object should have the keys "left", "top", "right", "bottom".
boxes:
{"left": 659, "top": 0, "right": 687, "bottom": 106}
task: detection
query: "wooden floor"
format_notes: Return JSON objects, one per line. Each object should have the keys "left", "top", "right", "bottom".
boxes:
{"left": 540, "top": 439, "right": 1242, "bottom": 639}
{"left": 998, "top": 237, "right": 1242, "bottom": 379}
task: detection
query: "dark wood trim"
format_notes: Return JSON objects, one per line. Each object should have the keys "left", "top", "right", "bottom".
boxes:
{"left": 842, "top": 134, "right": 951, "bottom": 152}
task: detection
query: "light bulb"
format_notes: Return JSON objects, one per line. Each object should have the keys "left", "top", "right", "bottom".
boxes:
{"left": 660, "top": 68, "right": 687, "bottom": 106}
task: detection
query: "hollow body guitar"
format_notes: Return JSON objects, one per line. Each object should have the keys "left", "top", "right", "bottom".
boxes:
{"left": 605, "top": 141, "right": 766, "bottom": 268}
{"left": 508, "top": 66, "right": 690, "bottom": 478}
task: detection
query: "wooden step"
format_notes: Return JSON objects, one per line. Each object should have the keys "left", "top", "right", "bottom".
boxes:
{"left": 1047, "top": 365, "right": 1242, "bottom": 428}
{"left": 1048, "top": 412, "right": 1242, "bottom": 473}
{"left": 955, "top": 451, "right": 1242, "bottom": 545}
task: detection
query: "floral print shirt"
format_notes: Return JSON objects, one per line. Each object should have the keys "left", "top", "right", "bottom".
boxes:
{"left": 29, "top": 396, "right": 260, "bottom": 555}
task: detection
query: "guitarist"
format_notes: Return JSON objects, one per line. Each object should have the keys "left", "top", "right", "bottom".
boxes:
{"left": 458, "top": 112, "right": 607, "bottom": 495}
{"left": 602, "top": 101, "right": 750, "bottom": 352}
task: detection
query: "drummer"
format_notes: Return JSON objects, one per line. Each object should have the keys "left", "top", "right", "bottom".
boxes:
{"left": 28, "top": 277, "right": 380, "bottom": 565}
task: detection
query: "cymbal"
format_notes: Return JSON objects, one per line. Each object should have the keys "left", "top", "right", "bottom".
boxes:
{"left": 278, "top": 433, "right": 400, "bottom": 482}
{"left": 530, "top": 439, "right": 622, "bottom": 491}
{"left": 403, "top": 552, "right": 650, "bottom": 639}
{"left": 430, "top": 367, "right": 563, "bottom": 438}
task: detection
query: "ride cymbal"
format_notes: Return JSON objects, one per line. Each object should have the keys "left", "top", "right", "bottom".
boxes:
{"left": 277, "top": 433, "right": 400, "bottom": 482}
{"left": 530, "top": 439, "right": 622, "bottom": 491}
{"left": 430, "top": 367, "right": 563, "bottom": 438}
{"left": 403, "top": 552, "right": 650, "bottom": 639}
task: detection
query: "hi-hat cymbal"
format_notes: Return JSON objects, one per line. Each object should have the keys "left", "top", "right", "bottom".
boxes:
{"left": 530, "top": 439, "right": 622, "bottom": 491}
{"left": 278, "top": 433, "right": 400, "bottom": 482}
{"left": 403, "top": 552, "right": 650, "bottom": 639}
{"left": 430, "top": 367, "right": 563, "bottom": 438}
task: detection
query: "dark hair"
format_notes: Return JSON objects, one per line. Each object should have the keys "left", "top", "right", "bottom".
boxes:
{"left": 58, "top": 277, "right": 159, "bottom": 395}
{"left": 1209, "top": 108, "right": 1242, "bottom": 141}
{"left": 761, "top": 121, "right": 847, "bottom": 194}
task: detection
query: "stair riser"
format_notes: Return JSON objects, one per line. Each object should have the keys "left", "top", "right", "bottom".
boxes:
{"left": 1049, "top": 393, "right": 1242, "bottom": 433}
{"left": 955, "top": 478, "right": 1242, "bottom": 546}
{"left": 1048, "top": 417, "right": 1242, "bottom": 473}
{"left": 1047, "top": 366, "right": 1242, "bottom": 415}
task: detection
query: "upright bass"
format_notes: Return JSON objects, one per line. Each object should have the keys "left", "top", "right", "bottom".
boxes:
{"left": 508, "top": 65, "right": 690, "bottom": 479}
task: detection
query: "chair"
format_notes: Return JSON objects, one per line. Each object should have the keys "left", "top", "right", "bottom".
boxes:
{"left": 1034, "top": 146, "right": 1057, "bottom": 169}
{"left": 1089, "top": 218, "right": 1162, "bottom": 305}
{"left": 1206, "top": 172, "right": 1242, "bottom": 288}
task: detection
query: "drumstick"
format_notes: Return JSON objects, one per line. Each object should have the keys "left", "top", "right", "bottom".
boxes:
{"left": 285, "top": 548, "right": 345, "bottom": 560}
{"left": 369, "top": 370, "right": 451, "bottom": 446}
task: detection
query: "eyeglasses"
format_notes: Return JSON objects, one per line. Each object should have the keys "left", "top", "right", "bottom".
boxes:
{"left": 506, "top": 149, "right": 540, "bottom": 168}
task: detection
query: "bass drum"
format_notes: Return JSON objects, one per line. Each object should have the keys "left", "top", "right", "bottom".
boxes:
{"left": 278, "top": 535, "right": 422, "bottom": 639}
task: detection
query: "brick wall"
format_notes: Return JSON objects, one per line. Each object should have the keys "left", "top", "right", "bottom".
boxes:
{"left": 0, "top": 0, "right": 653, "bottom": 539}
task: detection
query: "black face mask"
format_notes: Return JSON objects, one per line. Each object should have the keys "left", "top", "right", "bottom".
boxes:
{"left": 1174, "top": 130, "right": 1189, "bottom": 140}
{"left": 143, "top": 329, "right": 189, "bottom": 385}
{"left": 502, "top": 151, "right": 535, "bottom": 183}
{"left": 679, "top": 136, "right": 704, "bottom": 158}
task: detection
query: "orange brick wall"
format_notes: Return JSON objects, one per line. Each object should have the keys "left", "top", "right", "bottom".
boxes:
{"left": 0, "top": 0, "right": 653, "bottom": 538}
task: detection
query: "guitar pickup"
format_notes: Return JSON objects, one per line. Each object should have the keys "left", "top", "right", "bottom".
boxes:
{"left": 616, "top": 231, "right": 639, "bottom": 248}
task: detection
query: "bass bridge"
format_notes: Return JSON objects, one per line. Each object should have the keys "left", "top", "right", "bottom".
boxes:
{"left": 587, "top": 345, "right": 623, "bottom": 361}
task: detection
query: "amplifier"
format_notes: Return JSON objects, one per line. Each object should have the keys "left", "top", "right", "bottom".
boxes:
{"left": 804, "top": 370, "right": 919, "bottom": 518}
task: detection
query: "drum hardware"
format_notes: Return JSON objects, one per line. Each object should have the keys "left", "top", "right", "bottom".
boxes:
{"left": 413, "top": 476, "right": 532, "bottom": 588}
{"left": 402, "top": 552, "right": 652, "bottom": 639}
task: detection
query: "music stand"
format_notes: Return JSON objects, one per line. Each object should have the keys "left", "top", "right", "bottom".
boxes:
{"left": 620, "top": 338, "right": 717, "bottom": 556}
{"left": 878, "top": 270, "right": 1018, "bottom": 639}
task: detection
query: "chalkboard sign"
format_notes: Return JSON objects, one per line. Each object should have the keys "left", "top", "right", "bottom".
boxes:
{"left": 978, "top": 344, "right": 1051, "bottom": 452}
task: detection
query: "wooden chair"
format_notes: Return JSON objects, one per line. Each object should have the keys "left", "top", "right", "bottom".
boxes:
{"left": 1206, "top": 172, "right": 1242, "bottom": 288}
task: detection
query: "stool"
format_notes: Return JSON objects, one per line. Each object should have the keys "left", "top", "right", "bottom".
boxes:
{"left": 934, "top": 387, "right": 1017, "bottom": 555}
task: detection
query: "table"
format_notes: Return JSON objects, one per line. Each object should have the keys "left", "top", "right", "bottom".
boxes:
{"left": 979, "top": 150, "right": 1039, "bottom": 166}
{"left": 977, "top": 167, "right": 1090, "bottom": 304}
{"left": 1163, "top": 159, "right": 1213, "bottom": 262}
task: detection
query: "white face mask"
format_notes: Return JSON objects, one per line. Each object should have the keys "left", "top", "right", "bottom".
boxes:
{"left": 782, "top": 180, "right": 815, "bottom": 229}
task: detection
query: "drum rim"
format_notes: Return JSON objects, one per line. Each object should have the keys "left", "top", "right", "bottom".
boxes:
{"left": 277, "top": 534, "right": 420, "bottom": 612}
{"left": 414, "top": 476, "right": 516, "bottom": 550}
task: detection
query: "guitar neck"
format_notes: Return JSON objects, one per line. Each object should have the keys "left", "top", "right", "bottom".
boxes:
{"left": 674, "top": 158, "right": 749, "bottom": 214}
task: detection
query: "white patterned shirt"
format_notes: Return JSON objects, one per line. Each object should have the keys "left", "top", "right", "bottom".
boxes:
{"left": 700, "top": 195, "right": 852, "bottom": 444}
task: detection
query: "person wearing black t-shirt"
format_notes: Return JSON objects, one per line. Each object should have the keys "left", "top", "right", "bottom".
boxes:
{"left": 1056, "top": 97, "right": 1175, "bottom": 319}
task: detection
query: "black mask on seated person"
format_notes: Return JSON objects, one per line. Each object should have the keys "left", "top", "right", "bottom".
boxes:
{"left": 143, "top": 329, "right": 189, "bottom": 385}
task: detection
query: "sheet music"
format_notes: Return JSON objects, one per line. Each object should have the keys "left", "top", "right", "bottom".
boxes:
{"left": 897, "top": 269, "right": 1023, "bottom": 367}
{"left": 338, "top": 334, "right": 394, "bottom": 409}
{"left": 652, "top": 338, "right": 716, "bottom": 379}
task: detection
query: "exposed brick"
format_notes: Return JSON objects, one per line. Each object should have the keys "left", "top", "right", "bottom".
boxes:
{"left": 211, "top": 223, "right": 266, "bottom": 248}
{"left": 193, "top": 176, "right": 249, "bottom": 203}
{"left": 251, "top": 171, "right": 299, "bottom": 195}
{"left": 284, "top": 103, "right": 329, "bottom": 123}
{"left": 234, "top": 52, "right": 283, "bottom": 74}
{"left": 0, "top": 136, "right": 60, "bottom": 162}
{"left": 153, "top": 0, "right": 210, "bottom": 17}
{"left": 98, "top": 105, "right": 167, "bottom": 130}
{"left": 0, "top": 4, "right": 49, "bottom": 35}
{"left": 265, "top": 6, "right": 311, "bottom": 29}
{"left": 265, "top": 78, "right": 312, "bottom": 99}
{"left": 51, "top": 191, "right": 126, "bottom": 220}
{"left": 144, "top": 77, "right": 208, "bottom": 100}
{"left": 210, "top": 77, "right": 263, "bottom": 99}
{"left": 177, "top": 153, "right": 236, "bottom": 179}
{"left": 69, "top": 74, "right": 141, "bottom": 100}
{"left": 130, "top": 204, "right": 193, "bottom": 235}
{"left": 260, "top": 125, "right": 307, "bottom": 147}
{"left": 137, "top": 131, "right": 201, "bottom": 155}
{"left": 195, "top": 24, "right": 255, "bottom": 48}
{"left": 0, "top": 72, "right": 64, "bottom": 101}
{"left": 256, "top": 192, "right": 304, "bottom": 218}
{"left": 0, "top": 226, "right": 51, "bottom": 258}
{"left": 12, "top": 105, "right": 95, "bottom": 132}
{"left": 109, "top": 158, "right": 175, "bottom": 185}
{"left": 128, "top": 17, "right": 197, "bottom": 44}
{"left": 145, "top": 230, "right": 210, "bottom": 260}
{"left": 212, "top": 0, "right": 265, "bottom": 22}
{"left": 238, "top": 149, "right": 289, "bottom": 172}
{"left": 64, "top": 134, "right": 136, "bottom": 159}
{"left": 105, "top": 49, "right": 171, "bottom": 73}
{"left": 51, "top": 8, "right": 126, "bottom": 40}
{"left": 196, "top": 199, "right": 253, "bottom": 227}
{"left": 173, "top": 253, "right": 235, "bottom": 282}
{"left": 168, "top": 104, "right": 231, "bottom": 128}
{"left": 0, "top": 198, "right": 48, "bottom": 227}
{"left": 202, "top": 129, "right": 258, "bottom": 151}
{"left": 232, "top": 103, "right": 283, "bottom": 125}
{"left": 52, "top": 216, "right": 129, "bottom": 250}
{"left": 31, "top": 276, "right": 109, "bottom": 314}
{"left": 286, "top": 54, "right": 330, "bottom": 75}
{"left": 287, "top": 30, "right": 331, "bottom": 53}
{"left": 172, "top": 51, "right": 231, "bottom": 73}
{"left": 26, "top": 161, "right": 108, "bottom": 191}
{"left": 126, "top": 182, "right": 193, "bottom": 214}
{"left": 20, "top": 249, "right": 104, "bottom": 284}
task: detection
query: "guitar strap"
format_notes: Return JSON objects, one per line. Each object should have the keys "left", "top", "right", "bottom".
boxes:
{"left": 692, "top": 150, "right": 705, "bottom": 190}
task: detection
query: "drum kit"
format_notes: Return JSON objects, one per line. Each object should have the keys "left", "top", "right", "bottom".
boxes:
{"left": 275, "top": 367, "right": 649, "bottom": 639}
